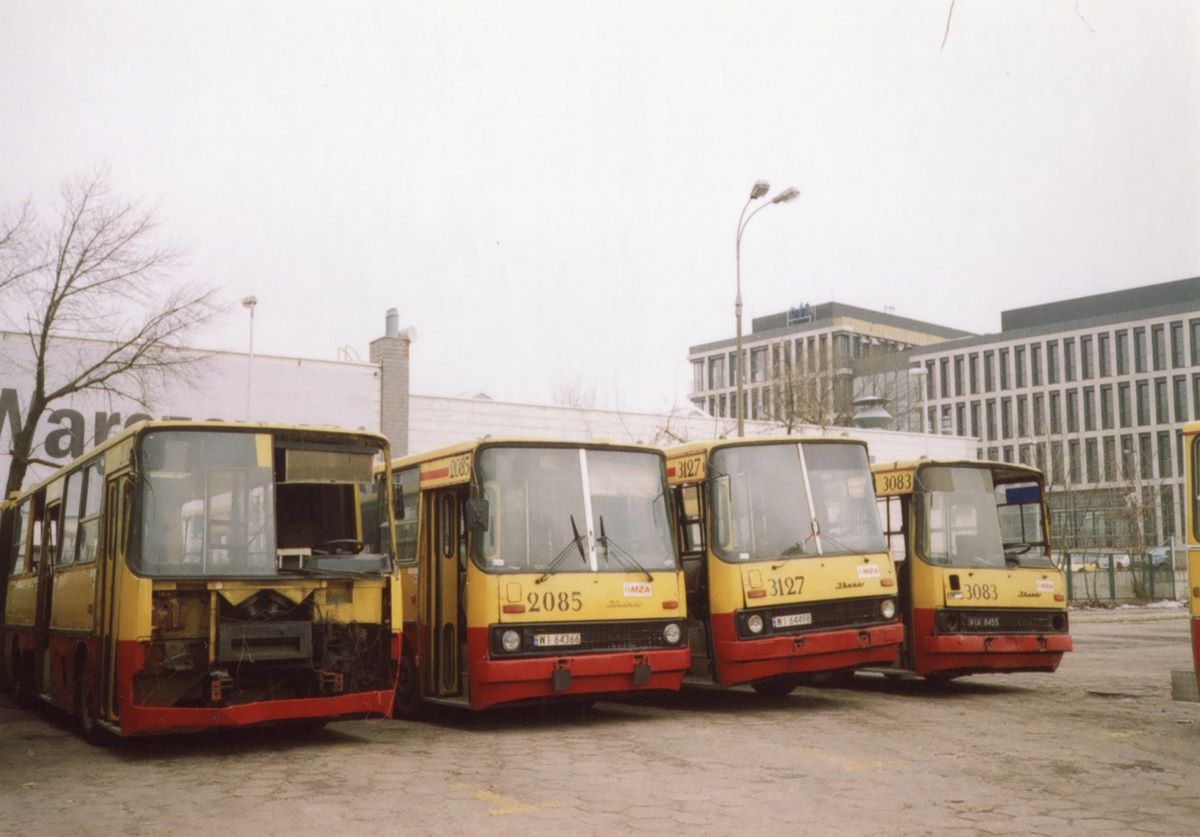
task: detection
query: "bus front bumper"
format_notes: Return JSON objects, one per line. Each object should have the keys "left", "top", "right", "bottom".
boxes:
{"left": 910, "top": 609, "right": 1073, "bottom": 676}
{"left": 117, "top": 689, "right": 394, "bottom": 736}
{"left": 712, "top": 616, "right": 904, "bottom": 688}
{"left": 466, "top": 634, "right": 690, "bottom": 710}
{"left": 922, "top": 633, "right": 1074, "bottom": 655}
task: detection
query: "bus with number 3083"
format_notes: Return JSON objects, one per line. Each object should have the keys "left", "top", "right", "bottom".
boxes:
{"left": 871, "top": 458, "right": 1071, "bottom": 680}
{"left": 386, "top": 439, "right": 689, "bottom": 713}
{"left": 2, "top": 421, "right": 399, "bottom": 739}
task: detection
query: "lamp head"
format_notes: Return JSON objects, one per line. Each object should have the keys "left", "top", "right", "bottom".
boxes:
{"left": 241, "top": 295, "right": 258, "bottom": 310}
{"left": 749, "top": 181, "right": 770, "bottom": 200}
{"left": 771, "top": 187, "right": 800, "bottom": 204}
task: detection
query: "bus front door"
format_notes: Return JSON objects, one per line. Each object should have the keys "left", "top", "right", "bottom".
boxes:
{"left": 424, "top": 489, "right": 463, "bottom": 698}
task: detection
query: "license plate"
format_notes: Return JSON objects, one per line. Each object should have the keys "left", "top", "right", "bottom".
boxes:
{"left": 772, "top": 612, "right": 813, "bottom": 629}
{"left": 533, "top": 632, "right": 582, "bottom": 648}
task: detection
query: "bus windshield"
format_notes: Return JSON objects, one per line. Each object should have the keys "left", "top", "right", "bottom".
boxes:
{"left": 474, "top": 446, "right": 676, "bottom": 574}
{"left": 134, "top": 430, "right": 389, "bottom": 578}
{"left": 709, "top": 442, "right": 885, "bottom": 563}
{"left": 915, "top": 466, "right": 1034, "bottom": 569}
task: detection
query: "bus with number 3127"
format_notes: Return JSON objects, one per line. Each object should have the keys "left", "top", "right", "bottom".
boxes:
{"left": 665, "top": 437, "right": 904, "bottom": 696}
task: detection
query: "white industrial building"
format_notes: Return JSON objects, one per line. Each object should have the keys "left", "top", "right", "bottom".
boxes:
{"left": 0, "top": 310, "right": 973, "bottom": 491}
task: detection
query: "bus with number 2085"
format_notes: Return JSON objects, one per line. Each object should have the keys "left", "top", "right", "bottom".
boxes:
{"left": 387, "top": 439, "right": 688, "bottom": 713}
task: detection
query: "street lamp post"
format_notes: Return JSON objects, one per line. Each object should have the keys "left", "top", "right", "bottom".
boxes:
{"left": 909, "top": 364, "right": 929, "bottom": 453}
{"left": 735, "top": 182, "right": 800, "bottom": 437}
{"left": 242, "top": 295, "right": 257, "bottom": 420}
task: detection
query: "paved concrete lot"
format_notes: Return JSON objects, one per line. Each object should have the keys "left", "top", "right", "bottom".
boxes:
{"left": 2, "top": 608, "right": 1198, "bottom": 836}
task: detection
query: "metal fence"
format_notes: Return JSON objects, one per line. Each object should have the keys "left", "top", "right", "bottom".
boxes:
{"left": 1063, "top": 559, "right": 1182, "bottom": 604}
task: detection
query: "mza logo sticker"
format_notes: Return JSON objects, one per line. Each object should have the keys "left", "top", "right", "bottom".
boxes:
{"left": 623, "top": 582, "right": 652, "bottom": 597}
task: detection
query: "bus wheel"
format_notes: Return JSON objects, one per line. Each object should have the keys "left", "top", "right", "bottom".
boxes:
{"left": 750, "top": 676, "right": 798, "bottom": 697}
{"left": 393, "top": 653, "right": 422, "bottom": 718}
{"left": 924, "top": 671, "right": 962, "bottom": 683}
{"left": 827, "top": 670, "right": 857, "bottom": 688}
{"left": 15, "top": 653, "right": 36, "bottom": 710}
{"left": 3, "top": 641, "right": 17, "bottom": 696}
{"left": 76, "top": 661, "right": 104, "bottom": 744}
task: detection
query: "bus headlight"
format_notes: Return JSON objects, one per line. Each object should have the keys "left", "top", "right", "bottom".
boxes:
{"left": 663, "top": 623, "right": 682, "bottom": 645}
{"left": 501, "top": 630, "right": 521, "bottom": 653}
{"left": 880, "top": 599, "right": 897, "bottom": 620}
{"left": 747, "top": 614, "right": 764, "bottom": 635}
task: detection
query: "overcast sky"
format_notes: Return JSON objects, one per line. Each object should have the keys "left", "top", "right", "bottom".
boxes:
{"left": 1, "top": 1, "right": 1197, "bottom": 412}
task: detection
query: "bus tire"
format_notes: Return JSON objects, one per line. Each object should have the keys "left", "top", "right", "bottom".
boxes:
{"left": 3, "top": 640, "right": 17, "bottom": 697}
{"left": 15, "top": 652, "right": 36, "bottom": 710}
{"left": 924, "top": 671, "right": 961, "bottom": 683}
{"left": 750, "top": 676, "right": 798, "bottom": 697}
{"left": 393, "top": 652, "right": 422, "bottom": 718}
{"left": 76, "top": 655, "right": 104, "bottom": 744}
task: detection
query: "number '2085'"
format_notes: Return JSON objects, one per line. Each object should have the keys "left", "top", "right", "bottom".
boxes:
{"left": 527, "top": 591, "right": 583, "bottom": 612}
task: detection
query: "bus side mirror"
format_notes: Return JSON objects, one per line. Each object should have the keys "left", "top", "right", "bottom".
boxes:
{"left": 465, "top": 498, "right": 490, "bottom": 533}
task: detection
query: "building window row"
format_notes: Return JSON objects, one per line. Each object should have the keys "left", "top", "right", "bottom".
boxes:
{"left": 915, "top": 317, "right": 1200, "bottom": 401}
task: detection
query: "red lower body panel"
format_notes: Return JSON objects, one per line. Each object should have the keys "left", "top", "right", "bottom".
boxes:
{"left": 1191, "top": 618, "right": 1200, "bottom": 692}
{"left": 710, "top": 612, "right": 904, "bottom": 688}
{"left": 910, "top": 608, "right": 1072, "bottom": 677}
{"left": 114, "top": 640, "right": 392, "bottom": 736}
{"left": 465, "top": 628, "right": 689, "bottom": 710}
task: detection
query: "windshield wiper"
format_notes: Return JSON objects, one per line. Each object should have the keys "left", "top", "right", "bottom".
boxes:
{"left": 535, "top": 514, "right": 588, "bottom": 584}
{"left": 596, "top": 515, "right": 653, "bottom": 582}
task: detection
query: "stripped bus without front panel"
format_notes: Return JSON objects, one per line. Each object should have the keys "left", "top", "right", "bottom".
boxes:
{"left": 2, "top": 422, "right": 398, "bottom": 737}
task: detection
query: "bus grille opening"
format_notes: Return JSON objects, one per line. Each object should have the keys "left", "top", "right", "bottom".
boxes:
{"left": 735, "top": 597, "right": 895, "bottom": 640}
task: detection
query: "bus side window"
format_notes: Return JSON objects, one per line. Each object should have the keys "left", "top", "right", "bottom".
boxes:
{"left": 75, "top": 459, "right": 105, "bottom": 565}
{"left": 393, "top": 468, "right": 419, "bottom": 565}
{"left": 59, "top": 470, "right": 84, "bottom": 567}
{"left": 8, "top": 500, "right": 30, "bottom": 576}
{"left": 439, "top": 493, "right": 457, "bottom": 559}
{"left": 42, "top": 507, "right": 59, "bottom": 571}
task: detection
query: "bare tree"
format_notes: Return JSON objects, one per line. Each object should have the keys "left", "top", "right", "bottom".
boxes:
{"left": 1, "top": 171, "right": 220, "bottom": 498}
{"left": 764, "top": 363, "right": 836, "bottom": 433}
{"left": 551, "top": 375, "right": 598, "bottom": 410}
{"left": 0, "top": 201, "right": 39, "bottom": 296}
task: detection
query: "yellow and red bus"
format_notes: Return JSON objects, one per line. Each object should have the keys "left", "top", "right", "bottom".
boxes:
{"left": 665, "top": 437, "right": 903, "bottom": 695}
{"left": 2, "top": 421, "right": 397, "bottom": 738}
{"left": 1183, "top": 422, "right": 1200, "bottom": 698}
{"left": 387, "top": 439, "right": 688, "bottom": 712}
{"left": 872, "top": 459, "right": 1071, "bottom": 679}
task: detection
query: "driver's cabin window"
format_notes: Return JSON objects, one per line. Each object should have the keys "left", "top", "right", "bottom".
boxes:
{"left": 676, "top": 485, "right": 705, "bottom": 555}
{"left": 876, "top": 495, "right": 907, "bottom": 566}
